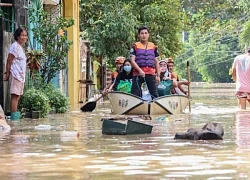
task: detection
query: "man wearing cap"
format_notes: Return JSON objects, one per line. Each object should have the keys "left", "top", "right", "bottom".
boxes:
{"left": 232, "top": 48, "right": 250, "bottom": 109}
{"left": 130, "top": 26, "right": 160, "bottom": 98}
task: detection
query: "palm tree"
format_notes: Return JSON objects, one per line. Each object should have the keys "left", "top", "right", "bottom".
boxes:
{"left": 240, "top": 22, "right": 250, "bottom": 51}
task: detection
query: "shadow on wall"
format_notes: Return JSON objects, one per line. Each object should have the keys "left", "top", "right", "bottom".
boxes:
{"left": 3, "top": 31, "right": 13, "bottom": 112}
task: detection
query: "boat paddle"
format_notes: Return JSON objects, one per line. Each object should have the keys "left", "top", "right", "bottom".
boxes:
{"left": 80, "top": 94, "right": 105, "bottom": 112}
{"left": 80, "top": 83, "right": 113, "bottom": 112}
{"left": 187, "top": 61, "right": 191, "bottom": 112}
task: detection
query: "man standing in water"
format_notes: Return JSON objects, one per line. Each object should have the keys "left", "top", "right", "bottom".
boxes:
{"left": 130, "top": 26, "right": 160, "bottom": 98}
{"left": 232, "top": 47, "right": 250, "bottom": 109}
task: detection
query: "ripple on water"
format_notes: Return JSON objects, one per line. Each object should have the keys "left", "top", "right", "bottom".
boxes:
{"left": 110, "top": 150, "right": 145, "bottom": 154}
{"left": 109, "top": 155, "right": 167, "bottom": 161}
{"left": 207, "top": 177, "right": 234, "bottom": 180}
{"left": 191, "top": 105, "right": 238, "bottom": 115}
{"left": 166, "top": 169, "right": 236, "bottom": 176}
{"left": 164, "top": 142, "right": 193, "bottom": 146}
{"left": 114, "top": 160, "right": 149, "bottom": 166}
{"left": 1, "top": 83, "right": 249, "bottom": 179}
{"left": 85, "top": 164, "right": 117, "bottom": 169}
{"left": 160, "top": 155, "right": 215, "bottom": 165}
{"left": 164, "top": 164, "right": 213, "bottom": 171}
{"left": 124, "top": 170, "right": 160, "bottom": 175}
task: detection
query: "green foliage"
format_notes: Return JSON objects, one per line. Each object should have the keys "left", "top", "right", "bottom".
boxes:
{"left": 240, "top": 22, "right": 250, "bottom": 48}
{"left": 236, "top": 0, "right": 250, "bottom": 12}
{"left": 80, "top": 0, "right": 183, "bottom": 64}
{"left": 139, "top": 1, "right": 183, "bottom": 57}
{"left": 42, "top": 85, "right": 69, "bottom": 113}
{"left": 28, "top": 0, "right": 74, "bottom": 83}
{"left": 81, "top": 1, "right": 137, "bottom": 61}
{"left": 173, "top": 0, "right": 244, "bottom": 82}
{"left": 19, "top": 88, "right": 50, "bottom": 118}
{"left": 23, "top": 73, "right": 69, "bottom": 114}
{"left": 26, "top": 49, "right": 46, "bottom": 71}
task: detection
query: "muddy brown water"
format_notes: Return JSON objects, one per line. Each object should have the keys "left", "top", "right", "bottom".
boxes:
{"left": 1, "top": 83, "right": 250, "bottom": 180}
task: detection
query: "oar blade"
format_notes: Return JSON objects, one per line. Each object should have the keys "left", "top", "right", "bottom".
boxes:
{"left": 80, "top": 101, "right": 97, "bottom": 112}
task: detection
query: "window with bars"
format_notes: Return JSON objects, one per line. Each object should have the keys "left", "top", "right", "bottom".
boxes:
{"left": 0, "top": 0, "right": 14, "bottom": 32}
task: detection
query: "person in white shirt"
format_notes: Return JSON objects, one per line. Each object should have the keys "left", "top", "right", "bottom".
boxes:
{"left": 232, "top": 47, "right": 250, "bottom": 109}
{"left": 3, "top": 27, "right": 28, "bottom": 112}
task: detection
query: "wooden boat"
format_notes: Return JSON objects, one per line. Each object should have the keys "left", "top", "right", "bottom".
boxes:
{"left": 107, "top": 92, "right": 189, "bottom": 115}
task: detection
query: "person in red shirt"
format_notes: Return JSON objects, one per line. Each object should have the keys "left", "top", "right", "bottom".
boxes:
{"left": 103, "top": 56, "right": 125, "bottom": 94}
{"left": 111, "top": 56, "right": 125, "bottom": 82}
{"left": 130, "top": 26, "right": 160, "bottom": 98}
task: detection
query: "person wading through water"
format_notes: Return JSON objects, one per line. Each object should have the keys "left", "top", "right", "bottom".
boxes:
{"left": 130, "top": 26, "right": 160, "bottom": 99}
{"left": 232, "top": 47, "right": 250, "bottom": 109}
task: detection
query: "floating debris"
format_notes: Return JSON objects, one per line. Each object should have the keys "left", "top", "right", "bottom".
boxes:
{"left": 60, "top": 130, "right": 80, "bottom": 137}
{"left": 35, "top": 125, "right": 52, "bottom": 131}
{"left": 174, "top": 122, "right": 224, "bottom": 140}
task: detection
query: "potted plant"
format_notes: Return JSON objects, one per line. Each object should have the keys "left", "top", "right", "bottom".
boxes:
{"left": 26, "top": 49, "right": 45, "bottom": 71}
{"left": 42, "top": 85, "right": 69, "bottom": 113}
{"left": 19, "top": 88, "right": 51, "bottom": 118}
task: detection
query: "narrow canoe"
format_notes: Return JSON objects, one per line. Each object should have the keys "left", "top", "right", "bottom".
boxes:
{"left": 107, "top": 92, "right": 189, "bottom": 115}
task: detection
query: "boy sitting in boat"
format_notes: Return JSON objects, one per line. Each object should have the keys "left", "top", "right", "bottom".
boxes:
{"left": 111, "top": 56, "right": 125, "bottom": 82}
{"left": 112, "top": 59, "right": 133, "bottom": 93}
{"left": 103, "top": 56, "right": 125, "bottom": 94}
{"left": 167, "top": 58, "right": 189, "bottom": 95}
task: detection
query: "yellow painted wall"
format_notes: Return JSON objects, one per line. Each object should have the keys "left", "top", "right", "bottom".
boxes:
{"left": 63, "top": 0, "right": 80, "bottom": 109}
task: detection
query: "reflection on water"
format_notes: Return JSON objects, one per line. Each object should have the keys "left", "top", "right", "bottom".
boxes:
{"left": 1, "top": 83, "right": 250, "bottom": 179}
{"left": 235, "top": 111, "right": 250, "bottom": 148}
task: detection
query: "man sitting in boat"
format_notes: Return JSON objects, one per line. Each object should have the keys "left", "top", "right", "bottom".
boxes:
{"left": 158, "top": 59, "right": 178, "bottom": 96}
{"left": 130, "top": 26, "right": 160, "bottom": 99}
{"left": 112, "top": 59, "right": 133, "bottom": 93}
{"left": 167, "top": 58, "right": 189, "bottom": 95}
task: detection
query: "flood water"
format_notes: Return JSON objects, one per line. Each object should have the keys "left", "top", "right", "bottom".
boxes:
{"left": 1, "top": 83, "right": 250, "bottom": 180}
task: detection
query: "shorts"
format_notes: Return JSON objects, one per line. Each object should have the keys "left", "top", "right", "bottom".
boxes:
{"left": 236, "top": 91, "right": 250, "bottom": 100}
{"left": 9, "top": 74, "right": 24, "bottom": 96}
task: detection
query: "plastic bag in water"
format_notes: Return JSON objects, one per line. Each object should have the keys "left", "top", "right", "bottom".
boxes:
{"left": 35, "top": 125, "right": 52, "bottom": 131}
{"left": 60, "top": 131, "right": 80, "bottom": 137}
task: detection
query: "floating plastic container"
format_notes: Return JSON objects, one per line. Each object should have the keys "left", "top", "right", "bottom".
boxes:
{"left": 60, "top": 131, "right": 80, "bottom": 137}
{"left": 102, "top": 120, "right": 153, "bottom": 135}
{"left": 126, "top": 120, "right": 153, "bottom": 134}
{"left": 102, "top": 120, "right": 126, "bottom": 135}
{"left": 35, "top": 124, "right": 52, "bottom": 131}
{"left": 10, "top": 111, "right": 21, "bottom": 120}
